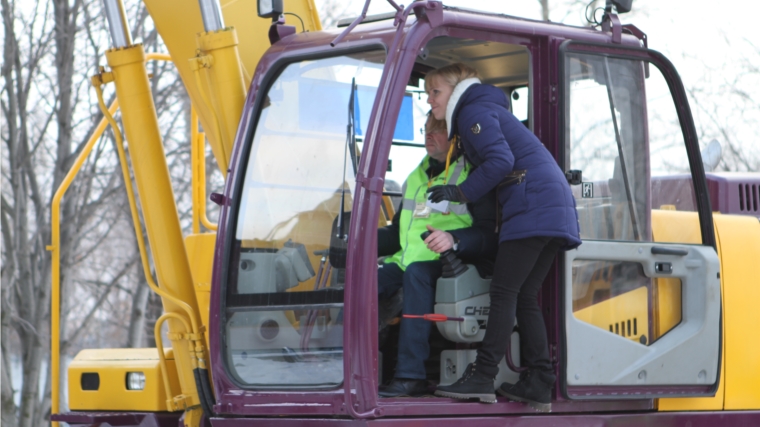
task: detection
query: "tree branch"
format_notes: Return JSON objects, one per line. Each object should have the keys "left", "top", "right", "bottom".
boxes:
{"left": 61, "top": 254, "right": 139, "bottom": 353}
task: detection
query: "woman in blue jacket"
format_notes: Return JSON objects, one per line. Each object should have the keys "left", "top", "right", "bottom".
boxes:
{"left": 426, "top": 63, "right": 581, "bottom": 411}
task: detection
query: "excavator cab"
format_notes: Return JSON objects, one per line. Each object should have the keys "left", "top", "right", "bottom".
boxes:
{"left": 212, "top": 1, "right": 722, "bottom": 419}
{"left": 55, "top": 1, "right": 751, "bottom": 426}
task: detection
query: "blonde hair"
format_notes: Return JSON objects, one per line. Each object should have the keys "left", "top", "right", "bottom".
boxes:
{"left": 425, "top": 113, "right": 447, "bottom": 134}
{"left": 425, "top": 63, "right": 479, "bottom": 93}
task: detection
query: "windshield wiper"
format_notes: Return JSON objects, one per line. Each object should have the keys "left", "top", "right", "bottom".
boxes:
{"left": 337, "top": 77, "right": 358, "bottom": 240}
{"left": 603, "top": 58, "right": 641, "bottom": 241}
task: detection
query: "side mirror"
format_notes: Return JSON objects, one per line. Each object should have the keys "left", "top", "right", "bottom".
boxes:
{"left": 258, "top": 0, "right": 283, "bottom": 19}
{"left": 701, "top": 139, "right": 722, "bottom": 172}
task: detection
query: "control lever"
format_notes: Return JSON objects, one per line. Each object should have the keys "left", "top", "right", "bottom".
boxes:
{"left": 421, "top": 230, "right": 468, "bottom": 278}
{"left": 403, "top": 314, "right": 464, "bottom": 322}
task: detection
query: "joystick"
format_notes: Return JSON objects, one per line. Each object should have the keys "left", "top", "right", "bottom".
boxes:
{"left": 420, "top": 231, "right": 469, "bottom": 278}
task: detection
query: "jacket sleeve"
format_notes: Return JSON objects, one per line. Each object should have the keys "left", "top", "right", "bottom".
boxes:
{"left": 377, "top": 203, "right": 402, "bottom": 257}
{"left": 447, "top": 188, "right": 498, "bottom": 261}
{"left": 456, "top": 106, "right": 514, "bottom": 203}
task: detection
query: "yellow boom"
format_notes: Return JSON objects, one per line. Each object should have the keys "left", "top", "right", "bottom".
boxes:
{"left": 52, "top": 0, "right": 321, "bottom": 425}
{"left": 142, "top": 0, "right": 321, "bottom": 173}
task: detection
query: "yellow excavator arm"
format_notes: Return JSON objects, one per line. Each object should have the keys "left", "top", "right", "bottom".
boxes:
{"left": 142, "top": 0, "right": 321, "bottom": 173}
{"left": 52, "top": 1, "right": 322, "bottom": 426}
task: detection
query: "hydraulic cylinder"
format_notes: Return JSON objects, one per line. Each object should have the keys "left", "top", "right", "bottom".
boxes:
{"left": 105, "top": 44, "right": 202, "bottom": 410}
{"left": 195, "top": 27, "right": 247, "bottom": 172}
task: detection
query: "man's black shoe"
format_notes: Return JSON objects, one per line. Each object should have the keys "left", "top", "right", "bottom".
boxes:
{"left": 434, "top": 363, "right": 496, "bottom": 403}
{"left": 497, "top": 369, "right": 555, "bottom": 412}
{"left": 379, "top": 378, "right": 429, "bottom": 397}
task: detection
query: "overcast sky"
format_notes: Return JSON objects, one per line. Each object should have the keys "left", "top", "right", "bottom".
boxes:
{"left": 332, "top": 0, "right": 758, "bottom": 91}
{"left": 320, "top": 0, "right": 759, "bottom": 171}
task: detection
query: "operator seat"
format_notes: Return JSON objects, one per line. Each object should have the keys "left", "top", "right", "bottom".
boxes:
{"left": 432, "top": 246, "right": 522, "bottom": 388}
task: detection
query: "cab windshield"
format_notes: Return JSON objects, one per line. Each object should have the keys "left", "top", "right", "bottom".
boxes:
{"left": 225, "top": 50, "right": 385, "bottom": 388}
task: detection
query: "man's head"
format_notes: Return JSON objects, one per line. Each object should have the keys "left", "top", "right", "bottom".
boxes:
{"left": 425, "top": 114, "right": 451, "bottom": 162}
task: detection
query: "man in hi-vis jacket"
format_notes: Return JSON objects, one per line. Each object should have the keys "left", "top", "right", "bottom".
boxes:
{"left": 376, "top": 114, "right": 498, "bottom": 397}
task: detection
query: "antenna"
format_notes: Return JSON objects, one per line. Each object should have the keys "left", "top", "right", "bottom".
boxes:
{"left": 330, "top": 0, "right": 403, "bottom": 47}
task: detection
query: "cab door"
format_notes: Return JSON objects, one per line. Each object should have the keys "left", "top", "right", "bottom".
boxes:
{"left": 560, "top": 42, "right": 721, "bottom": 399}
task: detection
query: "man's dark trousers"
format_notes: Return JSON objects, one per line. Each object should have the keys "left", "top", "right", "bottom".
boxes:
{"left": 377, "top": 260, "right": 442, "bottom": 380}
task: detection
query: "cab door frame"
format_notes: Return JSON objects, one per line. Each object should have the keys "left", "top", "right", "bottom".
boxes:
{"left": 557, "top": 40, "right": 722, "bottom": 400}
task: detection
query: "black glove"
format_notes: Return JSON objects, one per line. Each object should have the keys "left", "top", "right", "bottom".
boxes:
{"left": 427, "top": 185, "right": 468, "bottom": 203}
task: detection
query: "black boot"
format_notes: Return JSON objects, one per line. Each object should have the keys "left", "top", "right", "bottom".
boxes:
{"left": 434, "top": 363, "right": 496, "bottom": 403}
{"left": 379, "top": 378, "right": 429, "bottom": 397}
{"left": 497, "top": 369, "right": 555, "bottom": 412}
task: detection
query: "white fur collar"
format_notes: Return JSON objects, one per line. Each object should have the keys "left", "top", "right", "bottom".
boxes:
{"left": 446, "top": 77, "right": 481, "bottom": 138}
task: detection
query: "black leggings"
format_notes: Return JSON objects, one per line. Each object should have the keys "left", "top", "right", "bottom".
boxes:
{"left": 475, "top": 236, "right": 561, "bottom": 377}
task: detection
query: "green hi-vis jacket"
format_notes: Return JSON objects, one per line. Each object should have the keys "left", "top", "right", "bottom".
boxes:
{"left": 384, "top": 155, "right": 471, "bottom": 271}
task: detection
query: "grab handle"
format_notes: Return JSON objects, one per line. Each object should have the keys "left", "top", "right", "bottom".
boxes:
{"left": 651, "top": 246, "right": 689, "bottom": 256}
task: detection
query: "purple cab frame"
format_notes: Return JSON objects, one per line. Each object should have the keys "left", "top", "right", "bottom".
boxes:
{"left": 207, "top": 1, "right": 715, "bottom": 420}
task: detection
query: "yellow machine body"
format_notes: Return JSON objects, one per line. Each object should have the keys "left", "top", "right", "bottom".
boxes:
{"left": 68, "top": 349, "right": 180, "bottom": 411}
{"left": 658, "top": 212, "right": 760, "bottom": 411}
{"left": 185, "top": 232, "right": 217, "bottom": 347}
{"left": 574, "top": 286, "right": 649, "bottom": 344}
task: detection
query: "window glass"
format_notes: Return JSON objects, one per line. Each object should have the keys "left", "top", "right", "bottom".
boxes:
{"left": 226, "top": 50, "right": 385, "bottom": 388}
{"left": 382, "top": 83, "right": 429, "bottom": 199}
{"left": 566, "top": 53, "right": 699, "bottom": 243}
{"left": 572, "top": 260, "right": 682, "bottom": 345}
{"left": 565, "top": 54, "right": 649, "bottom": 242}
{"left": 510, "top": 86, "right": 529, "bottom": 123}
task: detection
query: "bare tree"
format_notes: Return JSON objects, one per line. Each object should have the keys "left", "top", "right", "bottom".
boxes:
{"left": 317, "top": 0, "right": 359, "bottom": 29}
{"left": 687, "top": 38, "right": 760, "bottom": 172}
{"left": 2, "top": 0, "right": 192, "bottom": 425}
{"left": 540, "top": 0, "right": 550, "bottom": 21}
{"left": 1, "top": 0, "right": 85, "bottom": 424}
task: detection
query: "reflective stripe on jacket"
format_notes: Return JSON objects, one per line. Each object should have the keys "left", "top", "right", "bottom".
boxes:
{"left": 384, "top": 155, "right": 471, "bottom": 270}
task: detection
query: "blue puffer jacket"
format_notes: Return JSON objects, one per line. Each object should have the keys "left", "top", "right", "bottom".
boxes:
{"left": 446, "top": 79, "right": 581, "bottom": 249}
